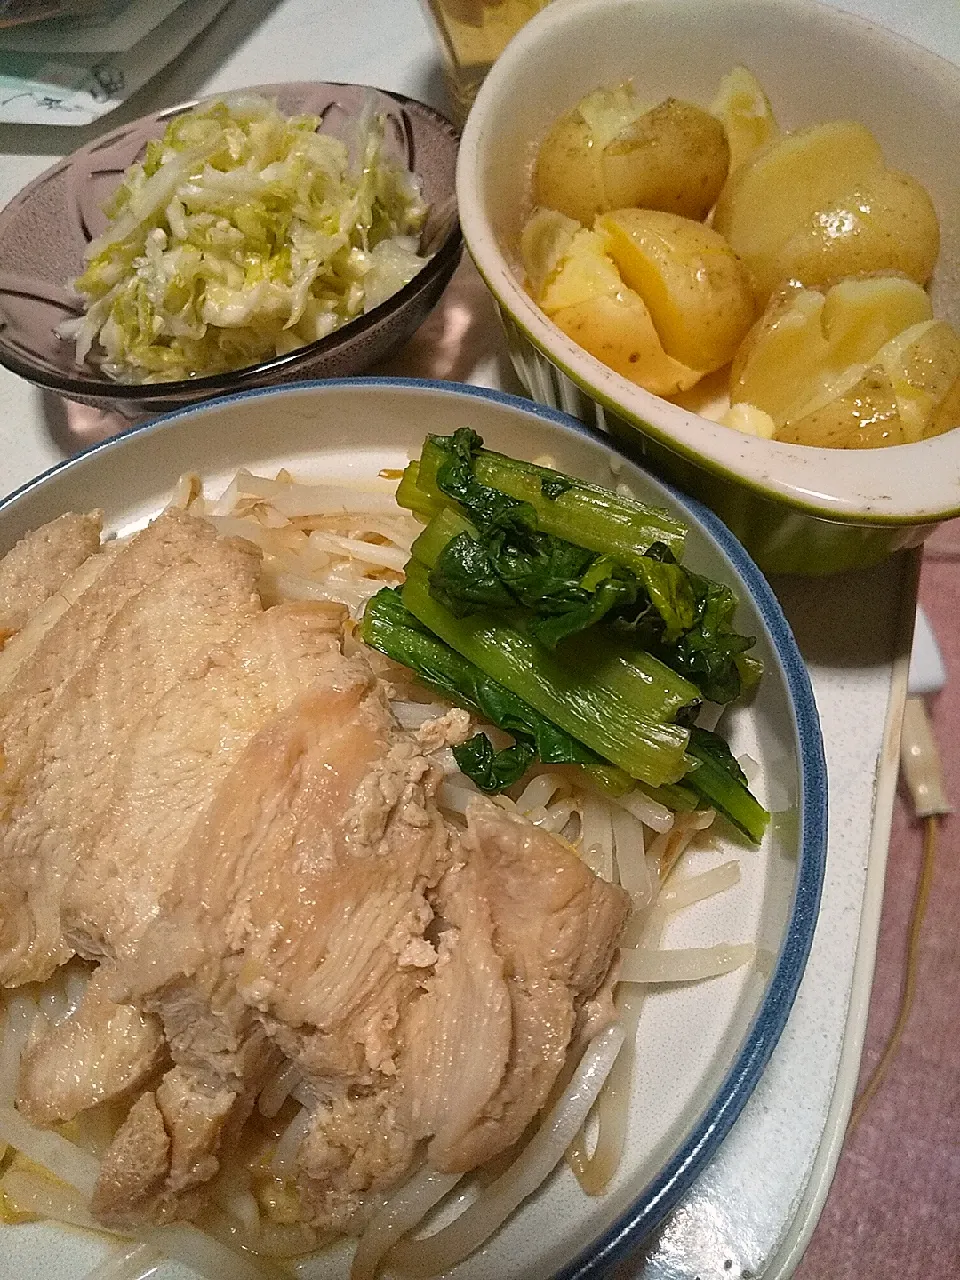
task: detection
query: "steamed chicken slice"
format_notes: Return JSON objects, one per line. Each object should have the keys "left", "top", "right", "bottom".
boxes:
{"left": 0, "top": 510, "right": 237, "bottom": 796}
{"left": 0, "top": 505, "right": 632, "bottom": 1245}
{"left": 63, "top": 601, "right": 350, "bottom": 955}
{"left": 17, "top": 967, "right": 165, "bottom": 1128}
{"left": 303, "top": 794, "right": 629, "bottom": 1226}
{"left": 0, "top": 547, "right": 119, "bottom": 697}
{"left": 93, "top": 1027, "right": 279, "bottom": 1228}
{"left": 399, "top": 857, "right": 513, "bottom": 1169}
{"left": 17, "top": 602, "right": 349, "bottom": 1126}
{"left": 98, "top": 666, "right": 455, "bottom": 1227}
{"left": 296, "top": 837, "right": 514, "bottom": 1231}
{"left": 415, "top": 797, "right": 629, "bottom": 1174}
{"left": 0, "top": 510, "right": 262, "bottom": 987}
{"left": 0, "top": 510, "right": 102, "bottom": 643}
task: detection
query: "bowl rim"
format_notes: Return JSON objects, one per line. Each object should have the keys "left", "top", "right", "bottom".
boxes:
{"left": 0, "top": 83, "right": 462, "bottom": 401}
{"left": 0, "top": 375, "right": 829, "bottom": 1272}
{"left": 456, "top": 0, "right": 960, "bottom": 527}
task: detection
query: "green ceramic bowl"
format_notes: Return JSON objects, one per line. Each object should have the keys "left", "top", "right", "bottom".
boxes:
{"left": 457, "top": 0, "right": 960, "bottom": 575}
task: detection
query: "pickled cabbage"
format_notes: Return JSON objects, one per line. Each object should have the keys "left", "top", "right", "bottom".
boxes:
{"left": 63, "top": 93, "right": 429, "bottom": 383}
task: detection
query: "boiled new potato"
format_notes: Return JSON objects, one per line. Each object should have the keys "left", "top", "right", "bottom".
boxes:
{"left": 601, "top": 98, "right": 730, "bottom": 219}
{"left": 815, "top": 273, "right": 936, "bottom": 369}
{"left": 776, "top": 365, "right": 903, "bottom": 448}
{"left": 767, "top": 169, "right": 940, "bottom": 301}
{"left": 778, "top": 321, "right": 960, "bottom": 447}
{"left": 520, "top": 210, "right": 700, "bottom": 395}
{"left": 534, "top": 84, "right": 729, "bottom": 225}
{"left": 730, "top": 275, "right": 934, "bottom": 425}
{"left": 877, "top": 319, "right": 960, "bottom": 441}
{"left": 714, "top": 122, "right": 884, "bottom": 254}
{"left": 710, "top": 66, "right": 779, "bottom": 173}
{"left": 598, "top": 208, "right": 755, "bottom": 371}
{"left": 533, "top": 86, "right": 631, "bottom": 226}
{"left": 523, "top": 69, "right": 951, "bottom": 447}
{"left": 729, "top": 277, "right": 960, "bottom": 447}
{"left": 525, "top": 214, "right": 625, "bottom": 312}
{"left": 713, "top": 120, "right": 940, "bottom": 304}
{"left": 549, "top": 295, "right": 702, "bottom": 394}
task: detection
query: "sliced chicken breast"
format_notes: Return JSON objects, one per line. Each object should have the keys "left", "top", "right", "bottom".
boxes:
{"left": 0, "top": 510, "right": 102, "bottom": 643}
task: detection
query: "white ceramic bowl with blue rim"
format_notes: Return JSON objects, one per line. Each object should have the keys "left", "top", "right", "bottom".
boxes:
{"left": 0, "top": 379, "right": 826, "bottom": 1279}
{"left": 456, "top": 0, "right": 960, "bottom": 576}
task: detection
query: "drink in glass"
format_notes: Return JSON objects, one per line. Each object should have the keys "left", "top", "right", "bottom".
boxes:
{"left": 421, "top": 0, "right": 554, "bottom": 122}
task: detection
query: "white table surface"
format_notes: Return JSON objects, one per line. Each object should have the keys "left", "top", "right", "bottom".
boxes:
{"left": 0, "top": 2, "right": 953, "bottom": 1278}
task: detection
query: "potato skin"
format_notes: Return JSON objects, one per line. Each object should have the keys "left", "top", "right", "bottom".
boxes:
{"left": 775, "top": 367, "right": 904, "bottom": 448}
{"left": 712, "top": 120, "right": 940, "bottom": 304}
{"left": 534, "top": 95, "right": 729, "bottom": 226}
{"left": 534, "top": 111, "right": 609, "bottom": 226}
{"left": 550, "top": 295, "right": 701, "bottom": 395}
{"left": 929, "top": 375, "right": 960, "bottom": 439}
{"left": 770, "top": 169, "right": 941, "bottom": 300}
{"left": 892, "top": 319, "right": 960, "bottom": 441}
{"left": 598, "top": 208, "right": 754, "bottom": 371}
{"left": 602, "top": 99, "right": 730, "bottom": 220}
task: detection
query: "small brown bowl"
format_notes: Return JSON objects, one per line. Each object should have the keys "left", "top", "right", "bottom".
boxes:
{"left": 0, "top": 82, "right": 462, "bottom": 418}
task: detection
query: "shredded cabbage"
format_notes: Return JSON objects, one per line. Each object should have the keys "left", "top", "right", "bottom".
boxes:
{"left": 63, "top": 93, "right": 430, "bottom": 383}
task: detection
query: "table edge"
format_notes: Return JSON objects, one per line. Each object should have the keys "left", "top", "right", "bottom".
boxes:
{"left": 764, "top": 547, "right": 921, "bottom": 1279}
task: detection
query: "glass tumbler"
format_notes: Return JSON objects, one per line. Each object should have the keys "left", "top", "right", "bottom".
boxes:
{"left": 420, "top": 0, "right": 555, "bottom": 124}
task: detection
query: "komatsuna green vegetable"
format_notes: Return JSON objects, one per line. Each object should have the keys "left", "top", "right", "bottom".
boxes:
{"left": 64, "top": 93, "right": 429, "bottom": 383}
{"left": 401, "top": 431, "right": 688, "bottom": 565}
{"left": 368, "top": 430, "right": 770, "bottom": 842}
{"left": 685, "top": 727, "right": 770, "bottom": 843}
{"left": 362, "top": 586, "right": 615, "bottom": 792}
{"left": 401, "top": 560, "right": 698, "bottom": 789}
{"left": 364, "top": 584, "right": 698, "bottom": 803}
{"left": 408, "top": 430, "right": 759, "bottom": 702}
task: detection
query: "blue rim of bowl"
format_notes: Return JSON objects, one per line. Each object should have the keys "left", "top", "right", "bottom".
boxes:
{"left": 0, "top": 87, "right": 462, "bottom": 402}
{"left": 0, "top": 377, "right": 828, "bottom": 1274}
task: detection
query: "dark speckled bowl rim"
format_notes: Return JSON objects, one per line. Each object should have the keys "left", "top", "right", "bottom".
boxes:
{"left": 0, "top": 377, "right": 828, "bottom": 1275}
{"left": 0, "top": 88, "right": 462, "bottom": 401}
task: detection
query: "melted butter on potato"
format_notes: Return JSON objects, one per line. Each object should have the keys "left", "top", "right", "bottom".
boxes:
{"left": 730, "top": 276, "right": 960, "bottom": 447}
{"left": 720, "top": 403, "right": 777, "bottom": 439}
{"left": 713, "top": 120, "right": 940, "bottom": 305}
{"left": 710, "top": 66, "right": 779, "bottom": 173}
{"left": 534, "top": 83, "right": 729, "bottom": 225}
{"left": 519, "top": 207, "right": 581, "bottom": 298}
